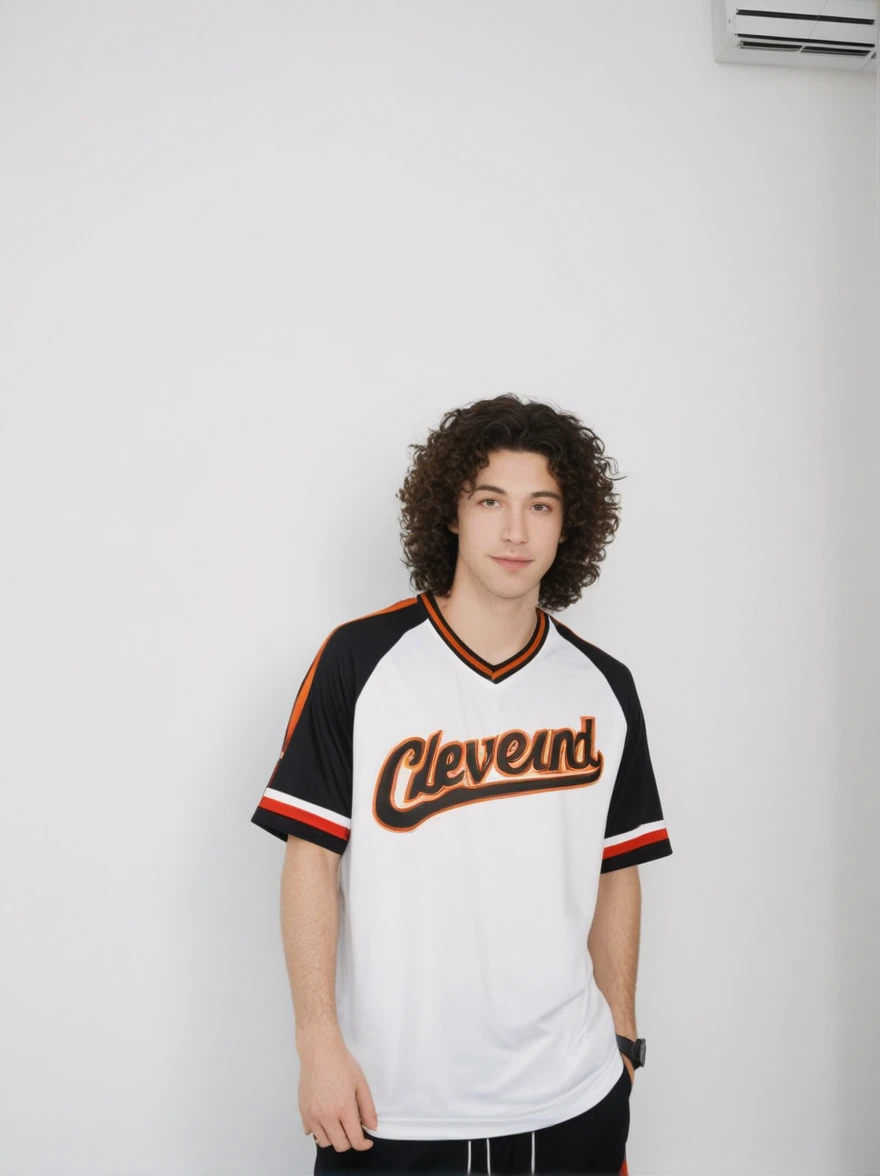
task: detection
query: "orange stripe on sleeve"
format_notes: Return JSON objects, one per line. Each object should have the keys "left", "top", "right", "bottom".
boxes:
{"left": 280, "top": 597, "right": 418, "bottom": 754}
{"left": 603, "top": 827, "right": 669, "bottom": 860}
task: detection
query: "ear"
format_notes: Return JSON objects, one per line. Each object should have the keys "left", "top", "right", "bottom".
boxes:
{"left": 448, "top": 520, "right": 459, "bottom": 535}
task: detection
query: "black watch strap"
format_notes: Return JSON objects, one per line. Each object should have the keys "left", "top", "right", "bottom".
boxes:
{"left": 616, "top": 1034, "right": 647, "bottom": 1069}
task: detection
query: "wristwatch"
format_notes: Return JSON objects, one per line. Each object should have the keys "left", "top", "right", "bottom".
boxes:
{"left": 616, "top": 1034, "right": 647, "bottom": 1069}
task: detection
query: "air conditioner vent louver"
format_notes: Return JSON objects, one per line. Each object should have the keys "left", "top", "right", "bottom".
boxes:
{"left": 738, "top": 39, "right": 805, "bottom": 49}
{"left": 799, "top": 43, "right": 876, "bottom": 54}
{"left": 714, "top": 0, "right": 878, "bottom": 70}
{"left": 737, "top": 6, "right": 874, "bottom": 24}
{"left": 737, "top": 36, "right": 875, "bottom": 55}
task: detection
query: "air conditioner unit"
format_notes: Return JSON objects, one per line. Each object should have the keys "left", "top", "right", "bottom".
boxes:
{"left": 712, "top": 0, "right": 878, "bottom": 70}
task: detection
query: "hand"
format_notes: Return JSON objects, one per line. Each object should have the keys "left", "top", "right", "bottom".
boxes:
{"left": 298, "top": 1033, "right": 378, "bottom": 1152}
{"left": 620, "top": 1051, "right": 635, "bottom": 1087}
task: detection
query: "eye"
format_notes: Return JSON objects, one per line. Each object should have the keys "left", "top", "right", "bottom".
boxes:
{"left": 478, "top": 498, "right": 498, "bottom": 507}
{"left": 532, "top": 503, "right": 551, "bottom": 512}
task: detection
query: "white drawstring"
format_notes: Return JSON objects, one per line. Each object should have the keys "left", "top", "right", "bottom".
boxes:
{"left": 465, "top": 1129, "right": 534, "bottom": 1173}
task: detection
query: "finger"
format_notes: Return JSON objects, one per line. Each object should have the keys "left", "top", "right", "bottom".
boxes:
{"left": 355, "top": 1085, "right": 378, "bottom": 1131}
{"left": 310, "top": 1127, "right": 330, "bottom": 1148}
{"left": 340, "top": 1107, "right": 374, "bottom": 1151}
{"left": 324, "top": 1117, "right": 355, "bottom": 1153}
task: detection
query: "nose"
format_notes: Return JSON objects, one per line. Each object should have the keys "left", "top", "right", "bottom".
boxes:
{"left": 501, "top": 507, "right": 528, "bottom": 544}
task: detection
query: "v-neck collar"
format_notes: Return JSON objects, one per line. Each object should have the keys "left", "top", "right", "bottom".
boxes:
{"left": 418, "top": 590, "right": 550, "bottom": 684}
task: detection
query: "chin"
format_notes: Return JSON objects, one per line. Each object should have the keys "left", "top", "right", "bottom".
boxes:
{"left": 487, "top": 574, "right": 543, "bottom": 600}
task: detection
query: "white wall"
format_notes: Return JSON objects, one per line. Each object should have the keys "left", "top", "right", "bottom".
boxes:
{"left": 1, "top": 3, "right": 877, "bottom": 1174}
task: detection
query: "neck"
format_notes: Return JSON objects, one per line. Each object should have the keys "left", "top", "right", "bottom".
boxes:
{"left": 433, "top": 571, "right": 540, "bottom": 665}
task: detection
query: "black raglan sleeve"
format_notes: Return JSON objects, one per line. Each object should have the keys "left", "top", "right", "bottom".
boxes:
{"left": 250, "top": 626, "right": 355, "bottom": 855}
{"left": 601, "top": 669, "right": 673, "bottom": 873}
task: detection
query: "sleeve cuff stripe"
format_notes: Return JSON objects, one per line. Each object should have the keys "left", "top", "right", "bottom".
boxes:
{"left": 604, "top": 819, "right": 667, "bottom": 848}
{"left": 603, "top": 827, "right": 669, "bottom": 859}
{"left": 258, "top": 794, "right": 351, "bottom": 841}
{"left": 601, "top": 838, "right": 672, "bottom": 871}
{"left": 263, "top": 787, "right": 351, "bottom": 829}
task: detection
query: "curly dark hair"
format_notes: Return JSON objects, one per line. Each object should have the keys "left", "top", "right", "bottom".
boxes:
{"left": 396, "top": 393, "right": 625, "bottom": 613}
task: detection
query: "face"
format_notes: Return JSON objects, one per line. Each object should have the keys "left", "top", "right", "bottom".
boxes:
{"left": 448, "top": 448, "right": 564, "bottom": 604}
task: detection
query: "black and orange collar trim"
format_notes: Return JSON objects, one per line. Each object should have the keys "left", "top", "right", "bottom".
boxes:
{"left": 418, "top": 591, "right": 549, "bottom": 684}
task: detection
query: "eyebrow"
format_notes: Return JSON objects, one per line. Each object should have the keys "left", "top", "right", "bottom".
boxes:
{"left": 470, "top": 483, "right": 563, "bottom": 502}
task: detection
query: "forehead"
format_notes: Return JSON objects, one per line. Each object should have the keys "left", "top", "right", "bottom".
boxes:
{"left": 471, "top": 448, "right": 559, "bottom": 487}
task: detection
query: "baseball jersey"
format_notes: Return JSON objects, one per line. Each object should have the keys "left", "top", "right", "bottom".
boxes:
{"left": 251, "top": 591, "right": 673, "bottom": 1140}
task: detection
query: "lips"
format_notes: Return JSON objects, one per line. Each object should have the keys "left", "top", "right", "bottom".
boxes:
{"left": 491, "top": 555, "right": 532, "bottom": 566}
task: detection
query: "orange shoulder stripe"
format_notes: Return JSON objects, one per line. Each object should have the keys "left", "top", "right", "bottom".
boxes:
{"left": 281, "top": 596, "right": 418, "bottom": 754}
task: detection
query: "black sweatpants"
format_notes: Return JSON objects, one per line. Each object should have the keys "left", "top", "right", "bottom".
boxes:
{"left": 313, "top": 1063, "right": 631, "bottom": 1176}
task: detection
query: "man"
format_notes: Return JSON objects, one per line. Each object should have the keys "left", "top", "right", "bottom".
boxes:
{"left": 251, "top": 393, "right": 673, "bottom": 1175}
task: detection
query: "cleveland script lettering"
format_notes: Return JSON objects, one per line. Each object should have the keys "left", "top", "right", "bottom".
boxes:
{"left": 374, "top": 717, "right": 604, "bottom": 831}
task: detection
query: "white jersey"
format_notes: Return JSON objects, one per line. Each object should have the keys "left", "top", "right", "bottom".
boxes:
{"left": 252, "top": 592, "right": 673, "bottom": 1140}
